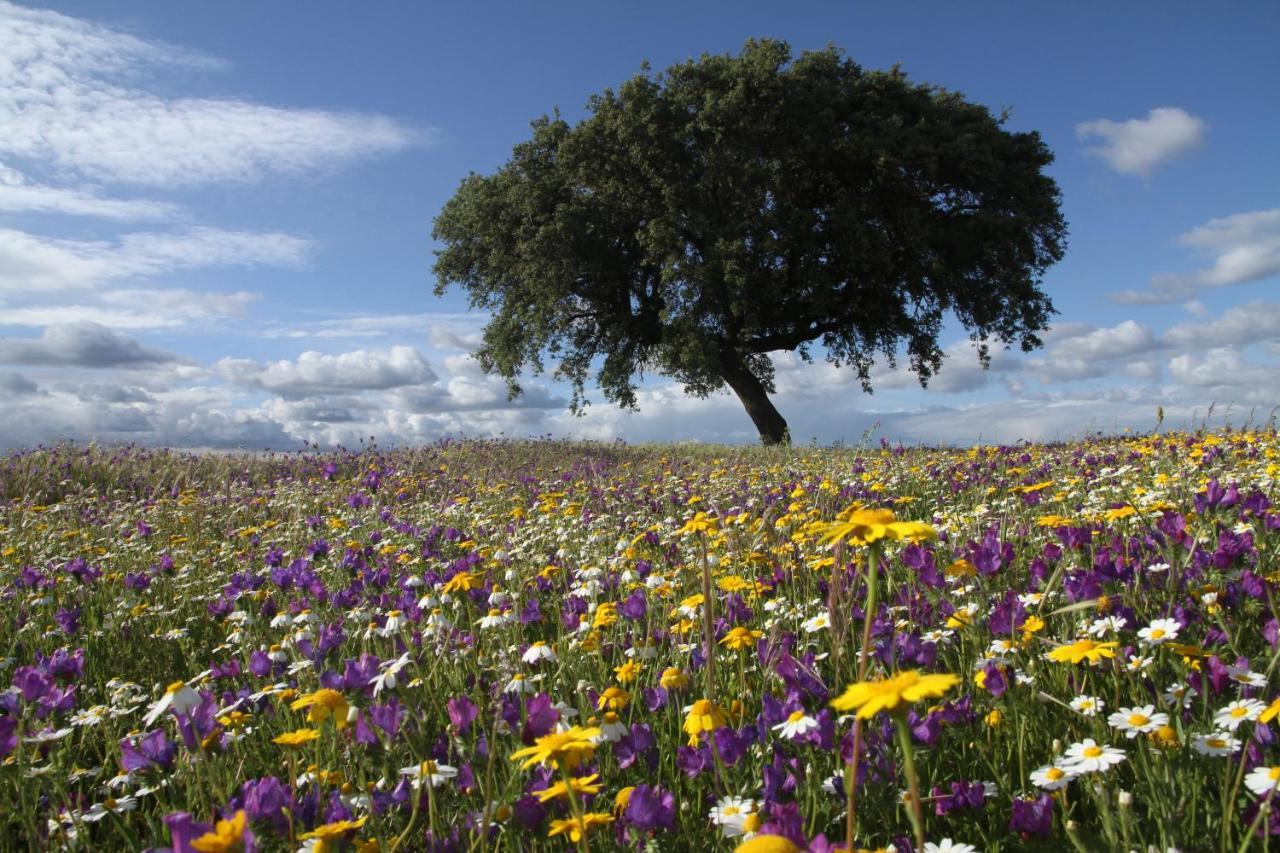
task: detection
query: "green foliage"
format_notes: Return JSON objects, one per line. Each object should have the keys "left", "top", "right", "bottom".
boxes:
{"left": 433, "top": 39, "right": 1067, "bottom": 443}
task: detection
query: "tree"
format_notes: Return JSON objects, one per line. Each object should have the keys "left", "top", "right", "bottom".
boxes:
{"left": 431, "top": 39, "right": 1066, "bottom": 445}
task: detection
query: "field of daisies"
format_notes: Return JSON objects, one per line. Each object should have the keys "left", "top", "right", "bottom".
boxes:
{"left": 1, "top": 429, "right": 1278, "bottom": 852}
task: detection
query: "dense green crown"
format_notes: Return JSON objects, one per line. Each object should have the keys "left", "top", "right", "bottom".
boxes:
{"left": 432, "top": 39, "right": 1065, "bottom": 441}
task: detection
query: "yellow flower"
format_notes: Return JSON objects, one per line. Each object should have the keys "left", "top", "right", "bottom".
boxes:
{"left": 613, "top": 786, "right": 635, "bottom": 815}
{"left": 678, "top": 512, "right": 718, "bottom": 536}
{"left": 683, "top": 699, "right": 728, "bottom": 746}
{"left": 660, "top": 667, "right": 689, "bottom": 690}
{"left": 597, "top": 686, "right": 631, "bottom": 711}
{"left": 829, "top": 670, "right": 960, "bottom": 719}
{"left": 614, "top": 661, "right": 640, "bottom": 683}
{"left": 299, "top": 816, "right": 368, "bottom": 841}
{"left": 720, "top": 626, "right": 763, "bottom": 651}
{"left": 592, "top": 602, "right": 619, "bottom": 629}
{"left": 1260, "top": 697, "right": 1280, "bottom": 725}
{"left": 818, "top": 507, "right": 936, "bottom": 547}
{"left": 547, "top": 813, "right": 614, "bottom": 842}
{"left": 273, "top": 728, "right": 321, "bottom": 747}
{"left": 509, "top": 726, "right": 601, "bottom": 770}
{"left": 190, "top": 811, "right": 247, "bottom": 853}
{"left": 734, "top": 835, "right": 802, "bottom": 853}
{"left": 290, "top": 689, "right": 350, "bottom": 729}
{"left": 1046, "top": 638, "right": 1119, "bottom": 664}
{"left": 535, "top": 773, "right": 604, "bottom": 802}
{"left": 441, "top": 571, "right": 482, "bottom": 595}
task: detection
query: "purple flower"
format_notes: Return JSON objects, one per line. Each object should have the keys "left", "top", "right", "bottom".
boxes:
{"left": 121, "top": 730, "right": 176, "bottom": 772}
{"left": 370, "top": 701, "right": 403, "bottom": 738}
{"left": 447, "top": 695, "right": 479, "bottom": 734}
{"left": 615, "top": 723, "right": 657, "bottom": 770}
{"left": 164, "top": 811, "right": 212, "bottom": 853}
{"left": 239, "top": 776, "right": 292, "bottom": 832}
{"left": 1010, "top": 794, "right": 1054, "bottom": 838}
{"left": 523, "top": 693, "right": 558, "bottom": 740}
{"left": 12, "top": 666, "right": 53, "bottom": 703}
{"left": 619, "top": 590, "right": 647, "bottom": 620}
{"left": 0, "top": 716, "right": 16, "bottom": 760}
{"left": 624, "top": 784, "right": 675, "bottom": 833}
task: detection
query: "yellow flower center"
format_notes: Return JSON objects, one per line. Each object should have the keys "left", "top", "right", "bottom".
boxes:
{"left": 787, "top": 710, "right": 806, "bottom": 723}
{"left": 1270, "top": 767, "right": 1280, "bottom": 782}
{"left": 1046, "top": 767, "right": 1065, "bottom": 781}
{"left": 1208, "top": 738, "right": 1226, "bottom": 748}
{"left": 1231, "top": 707, "right": 1247, "bottom": 718}
{"left": 165, "top": 681, "right": 186, "bottom": 694}
{"left": 1128, "top": 714, "right": 1149, "bottom": 727}
{"left": 1150, "top": 628, "right": 1165, "bottom": 639}
{"left": 1083, "top": 745, "right": 1103, "bottom": 758}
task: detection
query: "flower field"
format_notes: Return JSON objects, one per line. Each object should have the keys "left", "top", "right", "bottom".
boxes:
{"left": 2, "top": 430, "right": 1279, "bottom": 852}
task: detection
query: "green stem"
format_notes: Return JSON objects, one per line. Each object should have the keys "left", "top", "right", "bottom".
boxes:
{"left": 895, "top": 715, "right": 926, "bottom": 852}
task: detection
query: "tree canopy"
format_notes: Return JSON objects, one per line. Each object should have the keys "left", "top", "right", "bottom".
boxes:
{"left": 432, "top": 39, "right": 1066, "bottom": 444}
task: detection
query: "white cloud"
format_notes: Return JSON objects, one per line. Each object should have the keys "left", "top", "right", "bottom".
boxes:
{"left": 1167, "top": 347, "right": 1279, "bottom": 392}
{"left": 0, "top": 1, "right": 419, "bottom": 187}
{"left": 0, "top": 161, "right": 180, "bottom": 219}
{"left": 0, "top": 321, "right": 183, "bottom": 366}
{"left": 1164, "top": 299, "right": 1280, "bottom": 350}
{"left": 1028, "top": 319, "right": 1159, "bottom": 381}
{"left": 216, "top": 346, "right": 438, "bottom": 398}
{"left": 1113, "top": 209, "right": 1280, "bottom": 304}
{"left": 0, "top": 226, "right": 308, "bottom": 294}
{"left": 0, "top": 370, "right": 38, "bottom": 395}
{"left": 1077, "top": 107, "right": 1205, "bottom": 177}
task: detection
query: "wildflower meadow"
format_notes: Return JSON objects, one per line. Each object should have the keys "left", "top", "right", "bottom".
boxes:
{"left": 1, "top": 429, "right": 1278, "bottom": 852}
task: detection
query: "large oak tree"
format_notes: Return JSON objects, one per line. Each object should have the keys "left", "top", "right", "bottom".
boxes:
{"left": 432, "top": 39, "right": 1066, "bottom": 444}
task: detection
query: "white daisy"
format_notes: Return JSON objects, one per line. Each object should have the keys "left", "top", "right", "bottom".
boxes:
{"left": 399, "top": 760, "right": 458, "bottom": 789}
{"left": 80, "top": 796, "right": 138, "bottom": 822}
{"left": 141, "top": 680, "right": 202, "bottom": 727}
{"left": 924, "top": 840, "right": 978, "bottom": 853}
{"left": 1136, "top": 618, "right": 1181, "bottom": 645}
{"left": 371, "top": 653, "right": 412, "bottom": 698}
{"left": 772, "top": 710, "right": 819, "bottom": 741}
{"left": 1245, "top": 765, "right": 1280, "bottom": 797}
{"left": 1107, "top": 705, "right": 1169, "bottom": 739}
{"left": 709, "top": 796, "right": 756, "bottom": 838}
{"left": 1191, "top": 732, "right": 1241, "bottom": 756}
{"left": 1030, "top": 762, "right": 1077, "bottom": 790}
{"left": 1061, "top": 739, "right": 1126, "bottom": 773}
{"left": 1214, "top": 698, "right": 1266, "bottom": 731}
{"left": 1226, "top": 665, "right": 1267, "bottom": 689}
{"left": 1070, "top": 695, "right": 1104, "bottom": 717}
{"left": 522, "top": 642, "right": 557, "bottom": 665}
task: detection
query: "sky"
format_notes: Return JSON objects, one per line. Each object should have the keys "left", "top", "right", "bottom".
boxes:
{"left": 0, "top": 1, "right": 1277, "bottom": 450}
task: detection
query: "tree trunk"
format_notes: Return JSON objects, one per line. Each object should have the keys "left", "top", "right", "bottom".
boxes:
{"left": 719, "top": 351, "right": 790, "bottom": 445}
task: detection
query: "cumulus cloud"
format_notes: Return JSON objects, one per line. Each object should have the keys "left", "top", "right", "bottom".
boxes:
{"left": 1077, "top": 107, "right": 1205, "bottom": 177}
{"left": 1113, "top": 209, "right": 1280, "bottom": 304}
{"left": 216, "top": 346, "right": 438, "bottom": 398}
{"left": 0, "top": 321, "right": 184, "bottom": 367}
{"left": 429, "top": 321, "right": 484, "bottom": 351}
{"left": 0, "top": 1, "right": 420, "bottom": 187}
{"left": 1167, "top": 347, "right": 1279, "bottom": 391}
{"left": 1164, "top": 299, "right": 1280, "bottom": 350}
{"left": 1028, "top": 319, "right": 1159, "bottom": 381}
{"left": 0, "top": 370, "right": 38, "bottom": 395}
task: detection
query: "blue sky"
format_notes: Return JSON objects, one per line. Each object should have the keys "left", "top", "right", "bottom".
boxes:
{"left": 0, "top": 1, "right": 1277, "bottom": 449}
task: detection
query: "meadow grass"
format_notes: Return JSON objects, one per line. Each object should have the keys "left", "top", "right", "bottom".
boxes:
{"left": 1, "top": 429, "right": 1277, "bottom": 851}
